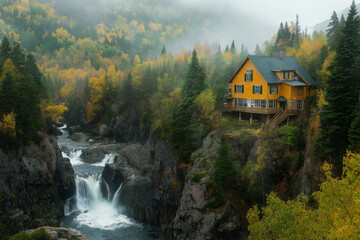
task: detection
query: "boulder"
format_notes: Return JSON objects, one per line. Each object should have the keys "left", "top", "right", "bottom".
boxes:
{"left": 68, "top": 132, "right": 90, "bottom": 142}
{"left": 99, "top": 124, "right": 113, "bottom": 138}
{"left": 80, "top": 143, "right": 126, "bottom": 164}
{"left": 24, "top": 226, "right": 88, "bottom": 240}
{"left": 68, "top": 125, "right": 81, "bottom": 134}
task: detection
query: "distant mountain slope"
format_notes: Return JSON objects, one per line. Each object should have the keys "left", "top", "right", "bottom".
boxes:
{"left": 312, "top": 3, "right": 360, "bottom": 33}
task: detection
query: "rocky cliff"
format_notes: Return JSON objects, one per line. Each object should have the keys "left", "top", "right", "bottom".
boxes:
{"left": 102, "top": 139, "right": 182, "bottom": 231}
{"left": 0, "top": 135, "right": 75, "bottom": 234}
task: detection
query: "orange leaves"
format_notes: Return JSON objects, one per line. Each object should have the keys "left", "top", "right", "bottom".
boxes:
{"left": 41, "top": 101, "right": 68, "bottom": 122}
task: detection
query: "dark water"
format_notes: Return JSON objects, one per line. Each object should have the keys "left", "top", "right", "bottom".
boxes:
{"left": 57, "top": 125, "right": 165, "bottom": 240}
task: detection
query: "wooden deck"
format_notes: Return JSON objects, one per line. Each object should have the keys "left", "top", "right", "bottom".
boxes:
{"left": 224, "top": 105, "right": 280, "bottom": 114}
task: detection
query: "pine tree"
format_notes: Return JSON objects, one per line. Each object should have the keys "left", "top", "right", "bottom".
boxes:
{"left": 275, "top": 22, "right": 285, "bottom": 45}
{"left": 326, "top": 11, "right": 340, "bottom": 49}
{"left": 10, "top": 42, "right": 25, "bottom": 73}
{"left": 294, "top": 14, "right": 301, "bottom": 48}
{"left": 230, "top": 40, "right": 236, "bottom": 54}
{"left": 348, "top": 106, "right": 360, "bottom": 152}
{"left": 171, "top": 50, "right": 206, "bottom": 162}
{"left": 182, "top": 50, "right": 206, "bottom": 100}
{"left": 255, "top": 44, "right": 261, "bottom": 56}
{"left": 122, "top": 73, "right": 135, "bottom": 106}
{"left": 161, "top": 45, "right": 167, "bottom": 56}
{"left": 284, "top": 22, "right": 291, "bottom": 42}
{"left": 225, "top": 44, "right": 230, "bottom": 53}
{"left": 319, "top": 1, "right": 360, "bottom": 167}
{"left": 0, "top": 36, "right": 11, "bottom": 67}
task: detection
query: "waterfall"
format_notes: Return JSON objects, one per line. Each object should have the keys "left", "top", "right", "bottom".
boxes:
{"left": 112, "top": 183, "right": 123, "bottom": 207}
{"left": 94, "top": 154, "right": 116, "bottom": 167}
{"left": 62, "top": 149, "right": 83, "bottom": 165}
{"left": 74, "top": 174, "right": 134, "bottom": 230}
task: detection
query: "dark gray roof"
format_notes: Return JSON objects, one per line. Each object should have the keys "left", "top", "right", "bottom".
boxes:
{"left": 282, "top": 80, "right": 307, "bottom": 87}
{"left": 246, "top": 55, "right": 316, "bottom": 86}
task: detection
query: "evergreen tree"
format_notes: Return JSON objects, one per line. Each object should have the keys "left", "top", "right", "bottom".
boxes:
{"left": 225, "top": 44, "right": 230, "bottom": 53}
{"left": 182, "top": 50, "right": 206, "bottom": 100}
{"left": 0, "top": 71, "right": 17, "bottom": 114}
{"left": 294, "top": 14, "right": 301, "bottom": 48}
{"left": 171, "top": 50, "right": 206, "bottom": 162}
{"left": 319, "top": 1, "right": 360, "bottom": 168}
{"left": 161, "top": 45, "right": 167, "bottom": 56}
{"left": 255, "top": 44, "right": 261, "bottom": 56}
{"left": 283, "top": 22, "right": 291, "bottom": 42}
{"left": 348, "top": 106, "right": 360, "bottom": 152}
{"left": 230, "top": 40, "right": 236, "bottom": 54}
{"left": 326, "top": 11, "right": 340, "bottom": 49}
{"left": 24, "top": 54, "right": 45, "bottom": 97}
{"left": 10, "top": 42, "right": 25, "bottom": 73}
{"left": 340, "top": 14, "right": 346, "bottom": 28}
{"left": 275, "top": 22, "right": 285, "bottom": 45}
{"left": 0, "top": 36, "right": 11, "bottom": 67}
{"left": 122, "top": 73, "right": 135, "bottom": 107}
{"left": 141, "top": 64, "right": 157, "bottom": 97}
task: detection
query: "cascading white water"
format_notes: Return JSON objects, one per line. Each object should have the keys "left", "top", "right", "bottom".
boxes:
{"left": 74, "top": 174, "right": 134, "bottom": 230}
{"left": 94, "top": 154, "right": 116, "bottom": 167}
{"left": 62, "top": 149, "right": 83, "bottom": 165}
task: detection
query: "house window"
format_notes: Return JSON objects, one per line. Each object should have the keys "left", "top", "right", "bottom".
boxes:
{"left": 235, "top": 98, "right": 246, "bottom": 107}
{"left": 255, "top": 99, "right": 261, "bottom": 108}
{"left": 228, "top": 88, "right": 231, "bottom": 94}
{"left": 283, "top": 71, "right": 290, "bottom": 79}
{"left": 268, "top": 100, "right": 276, "bottom": 109}
{"left": 253, "top": 85, "right": 262, "bottom": 94}
{"left": 261, "top": 100, "right": 266, "bottom": 109}
{"left": 297, "top": 87, "right": 303, "bottom": 95}
{"left": 251, "top": 99, "right": 255, "bottom": 108}
{"left": 234, "top": 85, "right": 244, "bottom": 93}
{"left": 270, "top": 85, "right": 278, "bottom": 94}
{"left": 245, "top": 70, "right": 253, "bottom": 81}
{"left": 297, "top": 100, "right": 303, "bottom": 110}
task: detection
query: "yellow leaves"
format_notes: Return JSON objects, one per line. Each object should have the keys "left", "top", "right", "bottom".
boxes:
{"left": 149, "top": 22, "right": 162, "bottom": 32}
{"left": 0, "top": 112, "right": 16, "bottom": 137}
{"left": 248, "top": 152, "right": 360, "bottom": 240}
{"left": 136, "top": 24, "right": 146, "bottom": 34}
{"left": 41, "top": 101, "right": 68, "bottom": 122}
{"left": 52, "top": 28, "right": 75, "bottom": 45}
{"left": 130, "top": 19, "right": 138, "bottom": 28}
{"left": 134, "top": 55, "right": 141, "bottom": 65}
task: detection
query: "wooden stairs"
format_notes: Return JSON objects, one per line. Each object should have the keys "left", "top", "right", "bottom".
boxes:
{"left": 263, "top": 109, "right": 288, "bottom": 128}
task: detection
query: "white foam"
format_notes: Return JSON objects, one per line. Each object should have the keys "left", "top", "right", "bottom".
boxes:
{"left": 94, "top": 154, "right": 116, "bottom": 167}
{"left": 62, "top": 149, "right": 83, "bottom": 165}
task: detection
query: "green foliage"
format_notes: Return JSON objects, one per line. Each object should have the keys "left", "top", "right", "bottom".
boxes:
{"left": 29, "top": 228, "right": 51, "bottom": 240}
{"left": 247, "top": 152, "right": 360, "bottom": 239}
{"left": 10, "top": 232, "right": 31, "bottom": 240}
{"left": 10, "top": 228, "right": 51, "bottom": 240}
{"left": 0, "top": 193, "right": 7, "bottom": 239}
{"left": 348, "top": 107, "right": 360, "bottom": 152}
{"left": 171, "top": 50, "right": 206, "bottom": 163}
{"left": 319, "top": 2, "right": 360, "bottom": 167}
{"left": 191, "top": 172, "right": 206, "bottom": 183}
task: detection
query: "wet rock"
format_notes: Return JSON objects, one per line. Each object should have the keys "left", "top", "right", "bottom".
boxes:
{"left": 0, "top": 135, "right": 75, "bottom": 234}
{"left": 102, "top": 163, "right": 124, "bottom": 197}
{"left": 99, "top": 124, "right": 113, "bottom": 138}
{"left": 68, "top": 132, "right": 90, "bottom": 142}
{"left": 80, "top": 143, "right": 126, "bottom": 164}
{"left": 68, "top": 125, "right": 81, "bottom": 134}
{"left": 24, "top": 226, "right": 88, "bottom": 240}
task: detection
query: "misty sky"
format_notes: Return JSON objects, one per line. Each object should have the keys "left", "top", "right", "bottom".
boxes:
{"left": 176, "top": 0, "right": 359, "bottom": 52}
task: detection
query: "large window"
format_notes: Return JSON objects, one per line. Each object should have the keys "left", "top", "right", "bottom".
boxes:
{"left": 255, "top": 99, "right": 260, "bottom": 108}
{"left": 297, "top": 100, "right": 303, "bottom": 110}
{"left": 270, "top": 85, "right": 278, "bottom": 94}
{"left": 283, "top": 71, "right": 290, "bottom": 79}
{"left": 268, "top": 100, "right": 276, "bottom": 109}
{"left": 235, "top": 98, "right": 247, "bottom": 107}
{"left": 234, "top": 85, "right": 244, "bottom": 93}
{"left": 261, "top": 100, "right": 266, "bottom": 109}
{"left": 253, "top": 85, "right": 262, "bottom": 94}
{"left": 245, "top": 70, "right": 253, "bottom": 81}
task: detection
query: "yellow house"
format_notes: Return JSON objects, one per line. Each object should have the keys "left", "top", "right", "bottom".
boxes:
{"left": 225, "top": 54, "right": 316, "bottom": 126}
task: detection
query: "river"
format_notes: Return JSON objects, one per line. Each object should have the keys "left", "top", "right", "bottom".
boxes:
{"left": 57, "top": 125, "right": 165, "bottom": 240}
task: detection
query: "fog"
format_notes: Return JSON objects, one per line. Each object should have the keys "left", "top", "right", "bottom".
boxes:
{"left": 41, "top": 0, "right": 359, "bottom": 53}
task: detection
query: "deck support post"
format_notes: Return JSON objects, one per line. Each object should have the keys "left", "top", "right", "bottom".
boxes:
{"left": 239, "top": 112, "right": 242, "bottom": 121}
{"left": 250, "top": 113, "right": 253, "bottom": 124}
{"left": 266, "top": 115, "right": 270, "bottom": 123}
{"left": 287, "top": 116, "right": 289, "bottom": 125}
